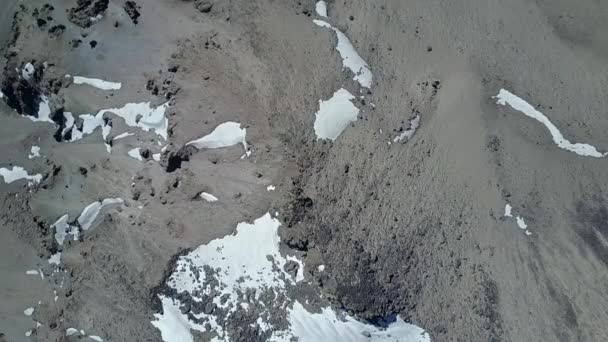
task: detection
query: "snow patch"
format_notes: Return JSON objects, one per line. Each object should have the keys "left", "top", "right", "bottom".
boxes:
{"left": 186, "top": 122, "right": 248, "bottom": 153}
{"left": 315, "top": 1, "right": 328, "bottom": 17}
{"left": 128, "top": 148, "right": 143, "bottom": 161}
{"left": 516, "top": 216, "right": 527, "bottom": 229}
{"left": 313, "top": 20, "right": 372, "bottom": 88}
{"left": 28, "top": 146, "right": 41, "bottom": 159}
{"left": 200, "top": 192, "right": 218, "bottom": 202}
{"left": 48, "top": 252, "right": 61, "bottom": 265}
{"left": 288, "top": 301, "right": 430, "bottom": 342}
{"left": 77, "top": 198, "right": 123, "bottom": 231}
{"left": 494, "top": 89, "right": 605, "bottom": 158}
{"left": 22, "top": 63, "right": 35, "bottom": 80}
{"left": 267, "top": 185, "right": 276, "bottom": 191}
{"left": 314, "top": 88, "right": 359, "bottom": 140}
{"left": 152, "top": 153, "right": 161, "bottom": 161}
{"left": 72, "top": 76, "right": 122, "bottom": 90}
{"left": 24, "top": 307, "right": 34, "bottom": 316}
{"left": 504, "top": 204, "right": 512, "bottom": 217}
{"left": 0, "top": 166, "right": 42, "bottom": 185}
{"left": 393, "top": 115, "right": 420, "bottom": 143}
{"left": 113, "top": 132, "right": 134, "bottom": 140}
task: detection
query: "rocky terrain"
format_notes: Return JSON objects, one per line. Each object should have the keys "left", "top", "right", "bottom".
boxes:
{"left": 1, "top": 0, "right": 608, "bottom": 341}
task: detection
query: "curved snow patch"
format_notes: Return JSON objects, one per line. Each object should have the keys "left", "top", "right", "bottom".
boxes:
{"left": 186, "top": 121, "right": 248, "bottom": 151}
{"left": 314, "top": 88, "right": 359, "bottom": 140}
{"left": 0, "top": 166, "right": 42, "bottom": 185}
{"left": 494, "top": 89, "right": 605, "bottom": 158}
{"left": 71, "top": 76, "right": 122, "bottom": 90}
{"left": 313, "top": 20, "right": 372, "bottom": 88}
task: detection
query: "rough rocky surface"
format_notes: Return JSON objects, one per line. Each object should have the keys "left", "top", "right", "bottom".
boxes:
{"left": 1, "top": 0, "right": 608, "bottom": 341}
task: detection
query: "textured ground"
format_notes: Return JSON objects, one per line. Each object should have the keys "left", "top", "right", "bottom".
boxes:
{"left": 1, "top": 0, "right": 608, "bottom": 341}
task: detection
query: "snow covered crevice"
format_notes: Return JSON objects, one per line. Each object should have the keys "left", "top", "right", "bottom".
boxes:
{"left": 494, "top": 89, "right": 606, "bottom": 158}
{"left": 313, "top": 20, "right": 373, "bottom": 89}
{"left": 313, "top": 88, "right": 360, "bottom": 140}
{"left": 151, "top": 213, "right": 429, "bottom": 342}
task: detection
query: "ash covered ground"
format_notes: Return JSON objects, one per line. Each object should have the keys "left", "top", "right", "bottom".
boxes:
{"left": 1, "top": 0, "right": 608, "bottom": 341}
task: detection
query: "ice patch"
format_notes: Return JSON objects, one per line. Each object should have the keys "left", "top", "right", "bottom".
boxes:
{"left": 393, "top": 115, "right": 420, "bottom": 143}
{"left": 128, "top": 148, "right": 143, "bottom": 161}
{"left": 200, "top": 192, "right": 218, "bottom": 202}
{"left": 315, "top": 1, "right": 328, "bottom": 17}
{"left": 186, "top": 122, "right": 248, "bottom": 153}
{"left": 314, "top": 88, "right": 359, "bottom": 140}
{"left": 72, "top": 76, "right": 122, "bottom": 90}
{"left": 24, "top": 307, "right": 34, "bottom": 316}
{"left": 0, "top": 166, "right": 42, "bottom": 185}
{"left": 288, "top": 301, "right": 430, "bottom": 342}
{"left": 28, "top": 146, "right": 41, "bottom": 159}
{"left": 494, "top": 89, "right": 606, "bottom": 158}
{"left": 313, "top": 20, "right": 373, "bottom": 88}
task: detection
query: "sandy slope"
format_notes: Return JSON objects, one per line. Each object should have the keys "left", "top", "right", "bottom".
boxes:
{"left": 1, "top": 0, "right": 608, "bottom": 341}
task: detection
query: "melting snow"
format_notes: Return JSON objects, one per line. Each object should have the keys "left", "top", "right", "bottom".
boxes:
{"left": 200, "top": 192, "right": 218, "bottom": 202}
{"left": 72, "top": 76, "right": 122, "bottom": 90}
{"left": 315, "top": 1, "right": 328, "bottom": 17}
{"left": 128, "top": 148, "right": 143, "bottom": 161}
{"left": 0, "top": 166, "right": 42, "bottom": 184}
{"left": 393, "top": 115, "right": 420, "bottom": 143}
{"left": 313, "top": 20, "right": 373, "bottom": 88}
{"left": 186, "top": 122, "right": 248, "bottom": 152}
{"left": 314, "top": 88, "right": 359, "bottom": 140}
{"left": 152, "top": 213, "right": 428, "bottom": 342}
{"left": 494, "top": 89, "right": 606, "bottom": 158}
{"left": 28, "top": 146, "right": 41, "bottom": 159}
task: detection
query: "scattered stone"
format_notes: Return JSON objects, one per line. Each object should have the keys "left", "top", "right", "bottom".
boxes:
{"left": 194, "top": 0, "right": 213, "bottom": 13}
{"left": 124, "top": 1, "right": 141, "bottom": 25}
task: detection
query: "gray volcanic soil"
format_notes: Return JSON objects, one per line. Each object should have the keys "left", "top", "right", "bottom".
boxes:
{"left": 1, "top": 0, "right": 608, "bottom": 341}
